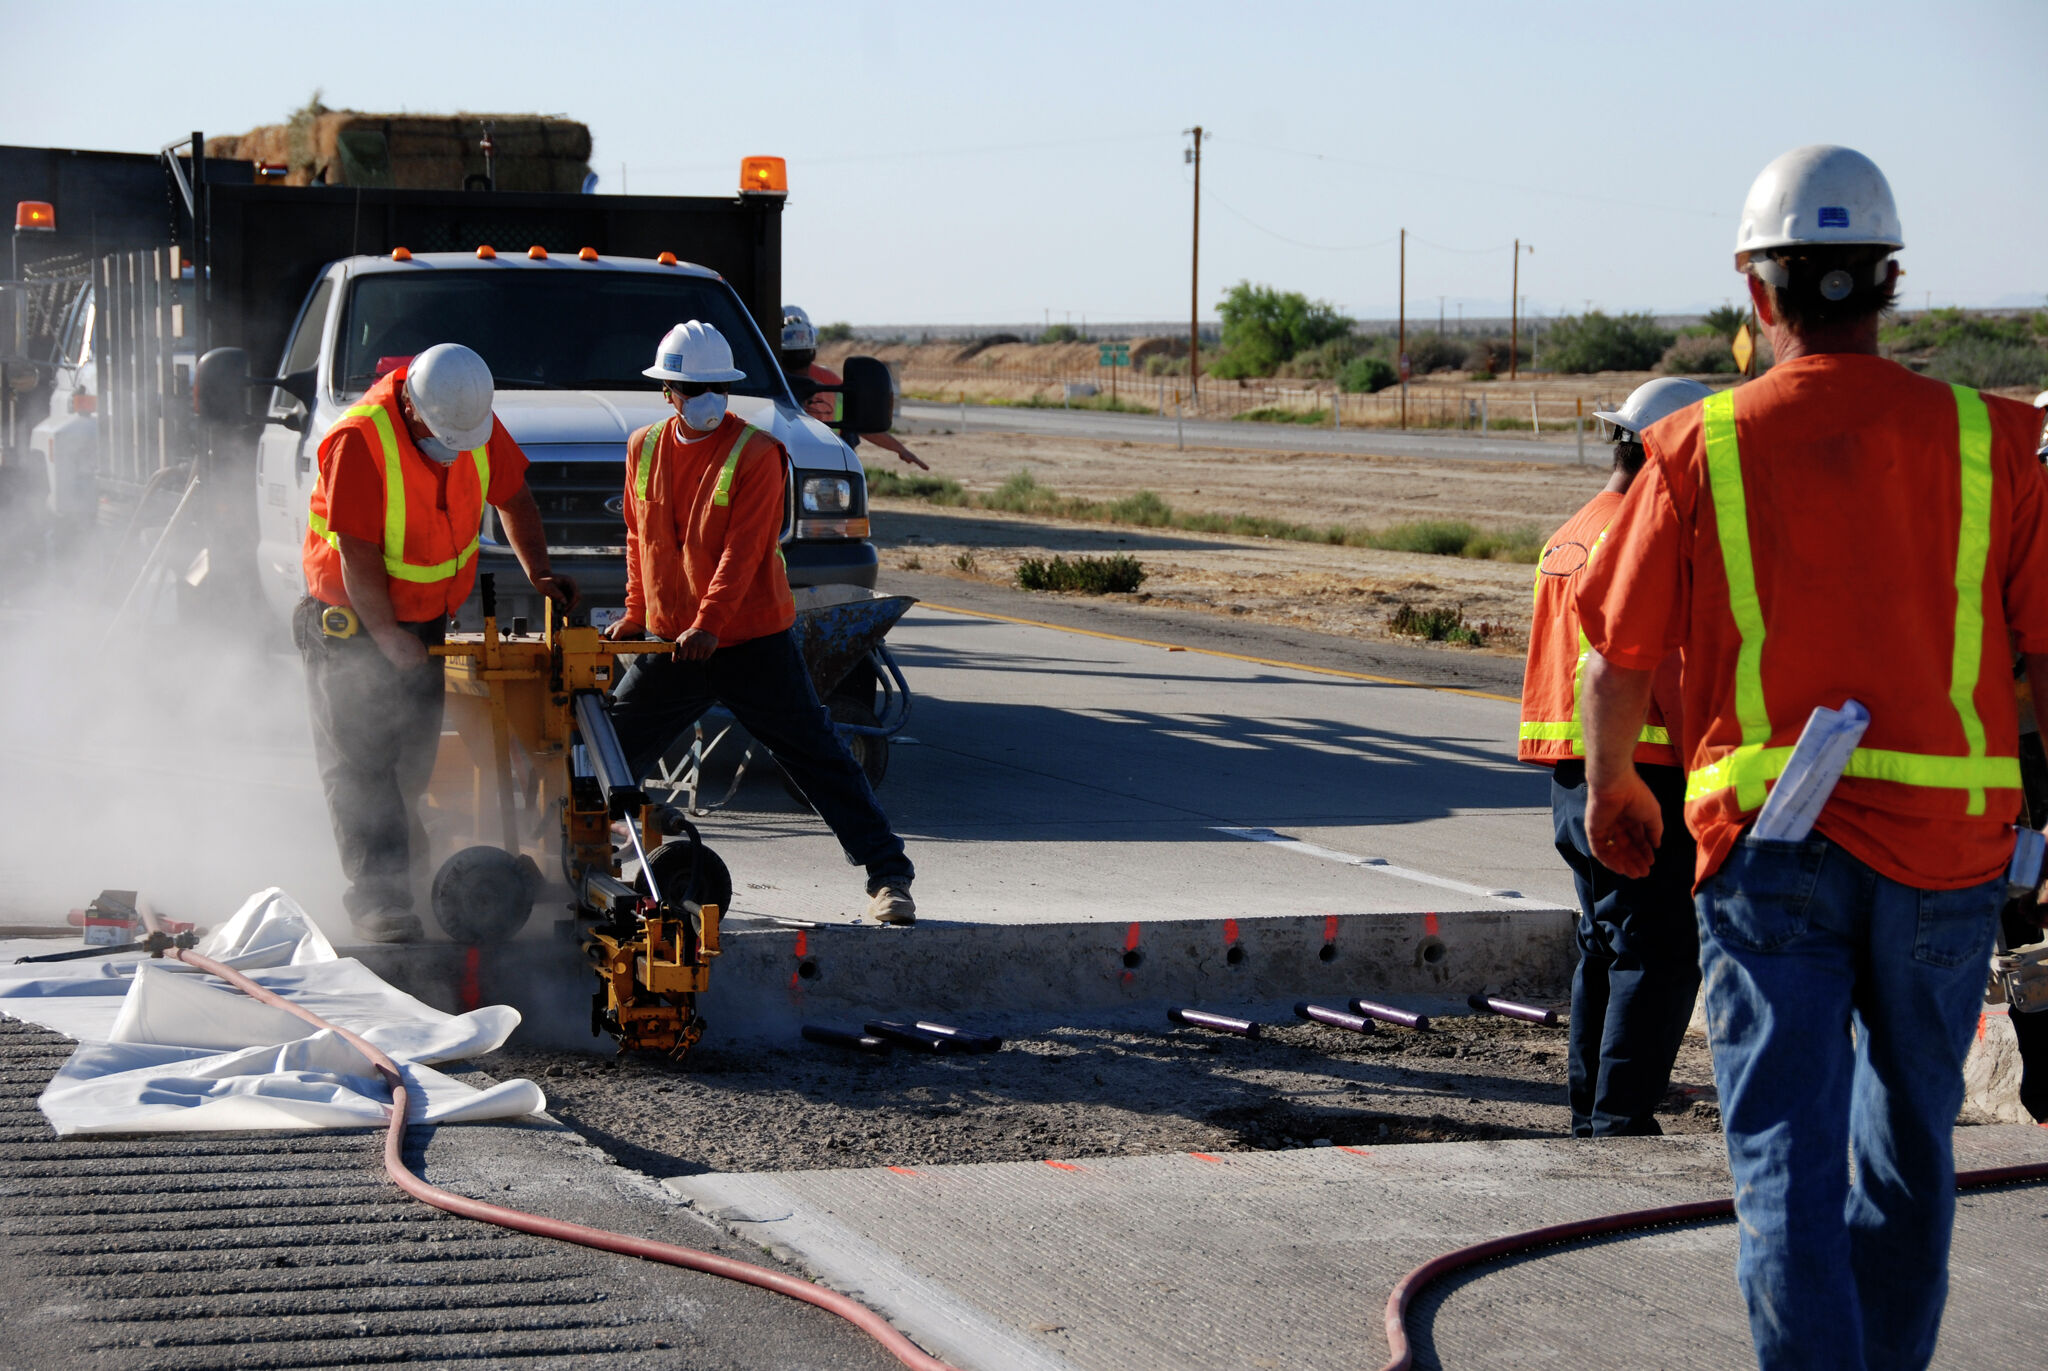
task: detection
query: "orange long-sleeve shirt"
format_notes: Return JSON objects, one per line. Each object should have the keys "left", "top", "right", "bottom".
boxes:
{"left": 622, "top": 412, "right": 795, "bottom": 644}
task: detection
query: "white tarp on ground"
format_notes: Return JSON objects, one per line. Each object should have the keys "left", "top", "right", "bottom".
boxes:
{"left": 0, "top": 888, "right": 545, "bottom": 1136}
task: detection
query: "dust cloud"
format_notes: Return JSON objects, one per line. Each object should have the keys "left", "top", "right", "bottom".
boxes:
{"left": 0, "top": 571, "right": 349, "bottom": 942}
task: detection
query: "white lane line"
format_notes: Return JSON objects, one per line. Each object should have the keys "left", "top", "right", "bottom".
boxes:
{"left": 1213, "top": 826, "right": 1566, "bottom": 911}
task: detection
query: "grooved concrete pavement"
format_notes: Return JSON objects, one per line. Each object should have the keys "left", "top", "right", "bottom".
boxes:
{"left": 0, "top": 1017, "right": 902, "bottom": 1371}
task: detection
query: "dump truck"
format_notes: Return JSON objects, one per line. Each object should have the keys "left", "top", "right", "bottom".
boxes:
{"left": 2, "top": 131, "right": 887, "bottom": 635}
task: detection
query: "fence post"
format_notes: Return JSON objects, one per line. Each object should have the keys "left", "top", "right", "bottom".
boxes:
{"left": 1176, "top": 401, "right": 1184, "bottom": 450}
{"left": 1531, "top": 388, "right": 1540, "bottom": 434}
{"left": 1575, "top": 397, "right": 1585, "bottom": 467}
{"left": 960, "top": 394, "right": 967, "bottom": 431}
{"left": 1482, "top": 392, "right": 1489, "bottom": 434}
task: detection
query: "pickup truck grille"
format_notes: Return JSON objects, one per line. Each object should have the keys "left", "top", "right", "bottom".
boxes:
{"left": 499, "top": 448, "right": 627, "bottom": 554}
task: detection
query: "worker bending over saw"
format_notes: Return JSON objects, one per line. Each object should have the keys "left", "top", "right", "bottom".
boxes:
{"left": 297, "top": 343, "right": 573, "bottom": 943}
{"left": 603, "top": 320, "right": 917, "bottom": 926}
{"left": 1519, "top": 376, "right": 1711, "bottom": 1137}
{"left": 1576, "top": 145, "right": 2048, "bottom": 1371}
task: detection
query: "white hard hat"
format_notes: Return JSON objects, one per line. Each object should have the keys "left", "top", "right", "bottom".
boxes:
{"left": 405, "top": 343, "right": 495, "bottom": 451}
{"left": 2034, "top": 390, "right": 2048, "bottom": 410}
{"left": 781, "top": 305, "right": 817, "bottom": 353}
{"left": 1592, "top": 377, "right": 1715, "bottom": 442}
{"left": 1736, "top": 145, "right": 1903, "bottom": 262}
{"left": 643, "top": 320, "right": 745, "bottom": 384}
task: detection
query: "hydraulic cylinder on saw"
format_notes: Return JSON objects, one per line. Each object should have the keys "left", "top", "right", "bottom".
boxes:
{"left": 427, "top": 576, "right": 732, "bottom": 1057}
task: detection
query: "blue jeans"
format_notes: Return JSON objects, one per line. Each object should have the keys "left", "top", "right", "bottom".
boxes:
{"left": 1696, "top": 834, "right": 2001, "bottom": 1371}
{"left": 608, "top": 629, "right": 913, "bottom": 892}
{"left": 1552, "top": 761, "right": 1701, "bottom": 1136}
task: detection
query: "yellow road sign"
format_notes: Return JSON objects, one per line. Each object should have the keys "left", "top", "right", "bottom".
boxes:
{"left": 1732, "top": 323, "right": 1754, "bottom": 374}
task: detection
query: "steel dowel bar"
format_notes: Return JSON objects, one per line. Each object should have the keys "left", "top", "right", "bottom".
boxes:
{"left": 802, "top": 1024, "right": 894, "bottom": 1055}
{"left": 863, "top": 1021, "right": 957, "bottom": 1053}
{"left": 1349, "top": 998, "right": 1431, "bottom": 1031}
{"left": 1168, "top": 1007, "right": 1261, "bottom": 1037}
{"left": 1295, "top": 1002, "right": 1377, "bottom": 1034}
{"left": 1468, "top": 993, "right": 1559, "bottom": 1026}
{"left": 912, "top": 1021, "right": 1004, "bottom": 1053}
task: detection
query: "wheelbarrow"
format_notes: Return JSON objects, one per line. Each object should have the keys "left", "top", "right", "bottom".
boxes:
{"left": 650, "top": 585, "right": 916, "bottom": 814}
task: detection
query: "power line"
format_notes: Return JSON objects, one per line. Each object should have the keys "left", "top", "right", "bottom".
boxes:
{"left": 629, "top": 129, "right": 1179, "bottom": 177}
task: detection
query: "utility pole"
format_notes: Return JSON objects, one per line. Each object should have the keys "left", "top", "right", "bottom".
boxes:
{"left": 1438, "top": 295, "right": 1444, "bottom": 335}
{"left": 1184, "top": 126, "right": 1206, "bottom": 401}
{"left": 1510, "top": 239, "right": 1533, "bottom": 380}
{"left": 1398, "top": 227, "right": 1407, "bottom": 430}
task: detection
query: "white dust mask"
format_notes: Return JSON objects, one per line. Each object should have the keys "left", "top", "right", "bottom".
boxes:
{"left": 680, "top": 392, "right": 728, "bottom": 431}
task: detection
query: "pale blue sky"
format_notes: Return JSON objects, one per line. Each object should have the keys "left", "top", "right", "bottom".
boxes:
{"left": 6, "top": 1, "right": 2043, "bottom": 324}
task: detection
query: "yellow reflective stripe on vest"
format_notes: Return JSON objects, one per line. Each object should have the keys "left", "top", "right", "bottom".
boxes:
{"left": 316, "top": 401, "right": 486, "bottom": 584}
{"left": 1699, "top": 390, "right": 1772, "bottom": 810}
{"left": 1518, "top": 721, "right": 1672, "bottom": 748}
{"left": 1947, "top": 384, "right": 1994, "bottom": 815}
{"left": 1686, "top": 384, "right": 2011, "bottom": 813}
{"left": 711, "top": 426, "right": 758, "bottom": 508}
{"left": 634, "top": 424, "right": 660, "bottom": 504}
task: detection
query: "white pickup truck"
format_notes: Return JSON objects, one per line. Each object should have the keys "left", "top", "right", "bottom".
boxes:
{"left": 249, "top": 247, "right": 878, "bottom": 628}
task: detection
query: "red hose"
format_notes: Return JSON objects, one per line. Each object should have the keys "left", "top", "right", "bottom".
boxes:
{"left": 1377, "top": 1155, "right": 2048, "bottom": 1371}
{"left": 170, "top": 948, "right": 961, "bottom": 1371}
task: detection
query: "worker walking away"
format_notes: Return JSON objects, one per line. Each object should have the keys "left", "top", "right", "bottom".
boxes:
{"left": 1574, "top": 145, "right": 2048, "bottom": 1370}
{"left": 297, "top": 343, "right": 574, "bottom": 943}
{"left": 1520, "top": 376, "right": 1711, "bottom": 1137}
{"left": 604, "top": 321, "right": 917, "bottom": 925}
{"left": 2010, "top": 388, "right": 2048, "bottom": 1122}
{"left": 779, "top": 305, "right": 929, "bottom": 469}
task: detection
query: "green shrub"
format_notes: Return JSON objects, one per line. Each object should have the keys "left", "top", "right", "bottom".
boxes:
{"left": 1108, "top": 490, "right": 1174, "bottom": 525}
{"left": 1365, "top": 520, "right": 1481, "bottom": 556}
{"left": 1659, "top": 334, "right": 1739, "bottom": 375}
{"left": 863, "top": 465, "right": 967, "bottom": 504}
{"left": 1388, "top": 602, "right": 1483, "bottom": 646}
{"left": 1701, "top": 306, "right": 1747, "bottom": 339}
{"left": 1016, "top": 554, "right": 1147, "bottom": 594}
{"left": 1543, "top": 312, "right": 1676, "bottom": 373}
{"left": 1233, "top": 405, "right": 1331, "bottom": 425}
{"left": 1922, "top": 337, "right": 2048, "bottom": 389}
{"left": 1340, "top": 356, "right": 1398, "bottom": 393}
{"left": 1210, "top": 281, "right": 1352, "bottom": 378}
{"left": 982, "top": 469, "right": 1059, "bottom": 515}
{"left": 818, "top": 321, "right": 855, "bottom": 344}
{"left": 1463, "top": 524, "right": 1546, "bottom": 563}
{"left": 1039, "top": 323, "right": 1082, "bottom": 344}
{"left": 1881, "top": 308, "right": 2042, "bottom": 354}
{"left": 1403, "top": 333, "right": 1466, "bottom": 374}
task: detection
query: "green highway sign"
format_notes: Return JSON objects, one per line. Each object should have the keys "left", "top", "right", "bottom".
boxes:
{"left": 1098, "top": 343, "right": 1131, "bottom": 367}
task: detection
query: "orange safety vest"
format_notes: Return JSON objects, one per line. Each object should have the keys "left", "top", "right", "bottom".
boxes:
{"left": 1519, "top": 489, "right": 1677, "bottom": 767}
{"left": 303, "top": 370, "right": 492, "bottom": 622}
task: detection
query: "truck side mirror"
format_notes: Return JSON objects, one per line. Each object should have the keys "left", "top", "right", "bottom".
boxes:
{"left": 193, "top": 347, "right": 250, "bottom": 423}
{"left": 836, "top": 356, "right": 894, "bottom": 435}
{"left": 267, "top": 368, "right": 317, "bottom": 410}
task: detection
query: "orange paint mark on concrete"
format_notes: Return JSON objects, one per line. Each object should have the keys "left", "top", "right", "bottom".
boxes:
{"left": 1042, "top": 1160, "right": 1082, "bottom": 1172}
{"left": 887, "top": 1166, "right": 920, "bottom": 1176}
{"left": 1423, "top": 913, "right": 1440, "bottom": 937}
{"left": 1189, "top": 1152, "right": 1221, "bottom": 1163}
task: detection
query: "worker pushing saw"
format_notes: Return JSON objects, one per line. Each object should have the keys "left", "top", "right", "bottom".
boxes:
{"left": 296, "top": 343, "right": 574, "bottom": 943}
{"left": 603, "top": 320, "right": 918, "bottom": 925}
{"left": 1519, "top": 376, "right": 1711, "bottom": 1138}
{"left": 1575, "top": 145, "right": 2048, "bottom": 1370}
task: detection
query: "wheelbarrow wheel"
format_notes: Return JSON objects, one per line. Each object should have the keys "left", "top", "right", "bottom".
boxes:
{"left": 783, "top": 697, "right": 888, "bottom": 809}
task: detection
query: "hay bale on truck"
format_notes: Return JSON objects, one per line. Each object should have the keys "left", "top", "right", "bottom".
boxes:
{"left": 206, "top": 112, "right": 592, "bottom": 192}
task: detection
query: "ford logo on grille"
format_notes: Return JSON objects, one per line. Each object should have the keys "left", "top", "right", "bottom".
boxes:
{"left": 603, "top": 495, "right": 626, "bottom": 516}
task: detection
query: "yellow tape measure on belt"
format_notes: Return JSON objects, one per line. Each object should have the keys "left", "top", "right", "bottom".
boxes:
{"left": 320, "top": 605, "right": 361, "bottom": 639}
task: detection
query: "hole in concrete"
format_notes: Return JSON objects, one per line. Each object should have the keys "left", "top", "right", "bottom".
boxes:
{"left": 1317, "top": 943, "right": 1337, "bottom": 964}
{"left": 1122, "top": 949, "right": 1144, "bottom": 970}
{"left": 797, "top": 960, "right": 820, "bottom": 981}
{"left": 1417, "top": 939, "right": 1447, "bottom": 967}
{"left": 1225, "top": 945, "right": 1246, "bottom": 967}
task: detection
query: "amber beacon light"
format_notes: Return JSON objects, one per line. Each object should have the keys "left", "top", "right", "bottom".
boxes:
{"left": 739, "top": 156, "right": 788, "bottom": 196}
{"left": 16, "top": 200, "right": 56, "bottom": 231}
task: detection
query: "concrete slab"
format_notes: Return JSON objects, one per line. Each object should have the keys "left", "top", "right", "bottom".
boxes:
{"left": 668, "top": 1126, "right": 2048, "bottom": 1371}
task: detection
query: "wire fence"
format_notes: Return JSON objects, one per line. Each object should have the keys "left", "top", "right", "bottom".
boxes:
{"left": 895, "top": 361, "right": 1625, "bottom": 433}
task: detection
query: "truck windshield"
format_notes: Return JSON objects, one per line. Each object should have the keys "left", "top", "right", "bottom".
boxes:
{"left": 332, "top": 270, "right": 787, "bottom": 399}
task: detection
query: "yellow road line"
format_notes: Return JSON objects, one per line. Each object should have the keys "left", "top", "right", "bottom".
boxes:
{"left": 913, "top": 601, "right": 1521, "bottom": 703}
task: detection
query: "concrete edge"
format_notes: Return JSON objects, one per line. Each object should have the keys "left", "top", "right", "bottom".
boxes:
{"left": 349, "top": 906, "right": 1577, "bottom": 1051}
{"left": 667, "top": 1172, "right": 1078, "bottom": 1371}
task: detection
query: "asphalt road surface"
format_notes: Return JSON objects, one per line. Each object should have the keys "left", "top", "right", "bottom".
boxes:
{"left": 898, "top": 400, "right": 1584, "bottom": 463}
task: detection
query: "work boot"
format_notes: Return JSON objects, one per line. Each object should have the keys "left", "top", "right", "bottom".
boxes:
{"left": 866, "top": 881, "right": 916, "bottom": 927}
{"left": 350, "top": 907, "right": 424, "bottom": 944}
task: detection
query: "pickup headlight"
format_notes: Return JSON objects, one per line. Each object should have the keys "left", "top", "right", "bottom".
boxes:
{"left": 800, "top": 476, "right": 852, "bottom": 514}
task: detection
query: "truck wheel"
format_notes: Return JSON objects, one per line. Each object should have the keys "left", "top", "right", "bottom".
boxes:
{"left": 783, "top": 698, "right": 888, "bottom": 807}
